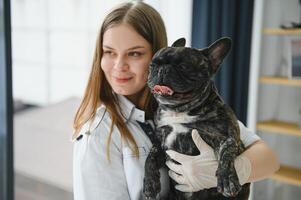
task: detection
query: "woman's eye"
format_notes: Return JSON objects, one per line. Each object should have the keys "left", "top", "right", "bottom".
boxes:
{"left": 103, "top": 50, "right": 115, "bottom": 56}
{"left": 128, "top": 51, "right": 143, "bottom": 57}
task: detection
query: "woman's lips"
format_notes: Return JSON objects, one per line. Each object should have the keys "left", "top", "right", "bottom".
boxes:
{"left": 113, "top": 76, "right": 132, "bottom": 83}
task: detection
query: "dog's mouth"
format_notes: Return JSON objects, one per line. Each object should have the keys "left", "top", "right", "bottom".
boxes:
{"left": 152, "top": 85, "right": 193, "bottom": 99}
{"left": 153, "top": 85, "right": 174, "bottom": 96}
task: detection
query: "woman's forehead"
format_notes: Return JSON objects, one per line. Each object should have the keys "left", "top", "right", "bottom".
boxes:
{"left": 102, "top": 23, "right": 151, "bottom": 50}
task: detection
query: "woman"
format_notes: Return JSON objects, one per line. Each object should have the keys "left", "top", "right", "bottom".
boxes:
{"left": 72, "top": 1, "right": 279, "bottom": 200}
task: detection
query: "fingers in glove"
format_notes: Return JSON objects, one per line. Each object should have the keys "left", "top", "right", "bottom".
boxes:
{"left": 166, "top": 160, "right": 182, "bottom": 174}
{"left": 192, "top": 130, "right": 211, "bottom": 151}
{"left": 191, "top": 129, "right": 215, "bottom": 157}
{"left": 168, "top": 170, "right": 186, "bottom": 185}
{"left": 166, "top": 150, "right": 192, "bottom": 163}
{"left": 175, "top": 184, "right": 192, "bottom": 192}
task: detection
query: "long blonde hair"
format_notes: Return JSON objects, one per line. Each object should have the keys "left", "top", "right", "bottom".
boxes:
{"left": 73, "top": 1, "right": 167, "bottom": 160}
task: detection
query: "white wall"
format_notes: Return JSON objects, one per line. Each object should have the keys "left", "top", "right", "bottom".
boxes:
{"left": 12, "top": 0, "right": 193, "bottom": 106}
{"left": 144, "top": 0, "right": 193, "bottom": 46}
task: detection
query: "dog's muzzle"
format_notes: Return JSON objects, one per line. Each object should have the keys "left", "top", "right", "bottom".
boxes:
{"left": 153, "top": 85, "right": 174, "bottom": 96}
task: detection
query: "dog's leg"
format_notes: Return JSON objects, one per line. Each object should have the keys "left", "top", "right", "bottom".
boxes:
{"left": 216, "top": 137, "right": 242, "bottom": 197}
{"left": 143, "top": 145, "right": 166, "bottom": 200}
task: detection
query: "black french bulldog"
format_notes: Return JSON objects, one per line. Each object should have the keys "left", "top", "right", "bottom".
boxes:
{"left": 143, "top": 37, "right": 250, "bottom": 200}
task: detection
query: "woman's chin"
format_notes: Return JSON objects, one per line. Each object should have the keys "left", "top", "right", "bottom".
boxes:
{"left": 112, "top": 87, "right": 138, "bottom": 96}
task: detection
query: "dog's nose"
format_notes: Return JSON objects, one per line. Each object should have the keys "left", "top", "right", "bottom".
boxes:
{"left": 153, "top": 85, "right": 174, "bottom": 95}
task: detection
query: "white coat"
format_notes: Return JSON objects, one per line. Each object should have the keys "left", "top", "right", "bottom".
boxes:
{"left": 73, "top": 94, "right": 260, "bottom": 200}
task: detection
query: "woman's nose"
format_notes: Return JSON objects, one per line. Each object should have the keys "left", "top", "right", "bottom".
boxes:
{"left": 113, "top": 56, "right": 129, "bottom": 71}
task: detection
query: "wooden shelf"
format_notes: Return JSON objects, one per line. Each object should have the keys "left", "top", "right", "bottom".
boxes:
{"left": 259, "top": 76, "right": 301, "bottom": 87}
{"left": 263, "top": 28, "right": 301, "bottom": 35}
{"left": 257, "top": 120, "right": 301, "bottom": 137}
{"left": 271, "top": 165, "right": 301, "bottom": 187}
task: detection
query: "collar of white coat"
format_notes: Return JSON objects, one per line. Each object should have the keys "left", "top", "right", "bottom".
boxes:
{"left": 89, "top": 94, "right": 145, "bottom": 132}
{"left": 71, "top": 94, "right": 145, "bottom": 142}
{"left": 115, "top": 94, "right": 145, "bottom": 123}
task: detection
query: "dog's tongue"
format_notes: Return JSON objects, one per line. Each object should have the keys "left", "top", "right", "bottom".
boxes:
{"left": 153, "top": 85, "right": 174, "bottom": 95}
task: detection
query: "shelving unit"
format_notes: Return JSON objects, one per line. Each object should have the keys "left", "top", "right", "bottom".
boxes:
{"left": 257, "top": 120, "right": 301, "bottom": 137}
{"left": 256, "top": 118, "right": 301, "bottom": 188}
{"left": 271, "top": 165, "right": 301, "bottom": 187}
{"left": 248, "top": 1, "right": 301, "bottom": 199}
{"left": 256, "top": 45, "right": 301, "bottom": 197}
{"left": 258, "top": 69, "right": 301, "bottom": 188}
{"left": 263, "top": 28, "right": 301, "bottom": 35}
{"left": 259, "top": 76, "right": 301, "bottom": 87}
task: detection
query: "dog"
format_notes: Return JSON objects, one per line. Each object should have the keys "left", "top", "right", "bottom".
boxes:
{"left": 143, "top": 37, "right": 250, "bottom": 200}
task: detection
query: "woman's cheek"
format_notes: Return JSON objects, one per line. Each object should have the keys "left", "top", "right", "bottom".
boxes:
{"left": 101, "top": 57, "right": 113, "bottom": 76}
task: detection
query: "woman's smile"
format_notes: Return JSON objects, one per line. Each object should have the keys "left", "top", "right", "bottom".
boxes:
{"left": 113, "top": 76, "right": 133, "bottom": 83}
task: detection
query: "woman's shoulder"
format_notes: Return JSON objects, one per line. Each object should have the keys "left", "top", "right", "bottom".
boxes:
{"left": 75, "top": 104, "right": 124, "bottom": 148}
{"left": 72, "top": 104, "right": 111, "bottom": 140}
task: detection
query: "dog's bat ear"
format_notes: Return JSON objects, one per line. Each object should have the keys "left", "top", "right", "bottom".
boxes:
{"left": 207, "top": 37, "right": 232, "bottom": 74}
{"left": 171, "top": 38, "right": 186, "bottom": 47}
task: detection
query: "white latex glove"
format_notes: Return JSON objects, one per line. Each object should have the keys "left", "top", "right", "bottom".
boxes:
{"left": 165, "top": 129, "right": 252, "bottom": 192}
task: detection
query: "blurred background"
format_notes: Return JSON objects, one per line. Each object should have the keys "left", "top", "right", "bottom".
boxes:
{"left": 1, "top": 0, "right": 301, "bottom": 199}
{"left": 11, "top": 0, "right": 193, "bottom": 199}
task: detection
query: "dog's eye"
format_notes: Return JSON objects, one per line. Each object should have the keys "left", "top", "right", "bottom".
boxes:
{"left": 199, "top": 58, "right": 208, "bottom": 66}
{"left": 179, "top": 64, "right": 187, "bottom": 69}
{"left": 149, "top": 63, "right": 155, "bottom": 69}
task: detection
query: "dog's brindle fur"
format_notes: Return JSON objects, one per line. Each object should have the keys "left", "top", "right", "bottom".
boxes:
{"left": 143, "top": 38, "right": 250, "bottom": 200}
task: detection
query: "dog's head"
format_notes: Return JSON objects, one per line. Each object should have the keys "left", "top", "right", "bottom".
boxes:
{"left": 147, "top": 37, "right": 231, "bottom": 105}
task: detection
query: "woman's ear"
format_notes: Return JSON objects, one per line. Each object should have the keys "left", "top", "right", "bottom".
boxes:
{"left": 207, "top": 37, "right": 232, "bottom": 74}
{"left": 171, "top": 38, "right": 186, "bottom": 47}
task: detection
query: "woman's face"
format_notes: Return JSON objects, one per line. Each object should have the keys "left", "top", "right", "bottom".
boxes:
{"left": 101, "top": 23, "right": 153, "bottom": 101}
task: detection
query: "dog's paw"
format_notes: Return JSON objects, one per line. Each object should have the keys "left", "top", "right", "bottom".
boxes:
{"left": 143, "top": 179, "right": 160, "bottom": 200}
{"left": 216, "top": 165, "right": 242, "bottom": 197}
{"left": 143, "top": 195, "right": 157, "bottom": 200}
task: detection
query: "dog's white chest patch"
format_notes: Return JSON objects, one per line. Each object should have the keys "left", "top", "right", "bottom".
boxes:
{"left": 157, "top": 110, "right": 198, "bottom": 148}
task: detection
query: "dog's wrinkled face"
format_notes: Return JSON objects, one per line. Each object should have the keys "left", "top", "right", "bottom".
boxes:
{"left": 147, "top": 37, "right": 231, "bottom": 105}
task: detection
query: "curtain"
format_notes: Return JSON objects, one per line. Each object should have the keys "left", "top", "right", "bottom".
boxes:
{"left": 191, "top": 0, "right": 254, "bottom": 123}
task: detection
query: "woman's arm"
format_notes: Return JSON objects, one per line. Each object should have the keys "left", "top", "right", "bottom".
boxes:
{"left": 165, "top": 129, "right": 280, "bottom": 192}
{"left": 237, "top": 120, "right": 280, "bottom": 182}
{"left": 242, "top": 139, "right": 280, "bottom": 182}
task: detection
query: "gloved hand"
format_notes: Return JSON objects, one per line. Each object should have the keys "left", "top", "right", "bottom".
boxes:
{"left": 165, "top": 129, "right": 252, "bottom": 192}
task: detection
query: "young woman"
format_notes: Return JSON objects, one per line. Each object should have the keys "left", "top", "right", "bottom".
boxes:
{"left": 72, "top": 1, "right": 279, "bottom": 200}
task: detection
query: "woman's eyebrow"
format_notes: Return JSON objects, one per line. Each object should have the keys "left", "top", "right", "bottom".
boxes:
{"left": 103, "top": 45, "right": 145, "bottom": 50}
{"left": 103, "top": 45, "right": 114, "bottom": 49}
{"left": 127, "top": 46, "right": 145, "bottom": 50}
